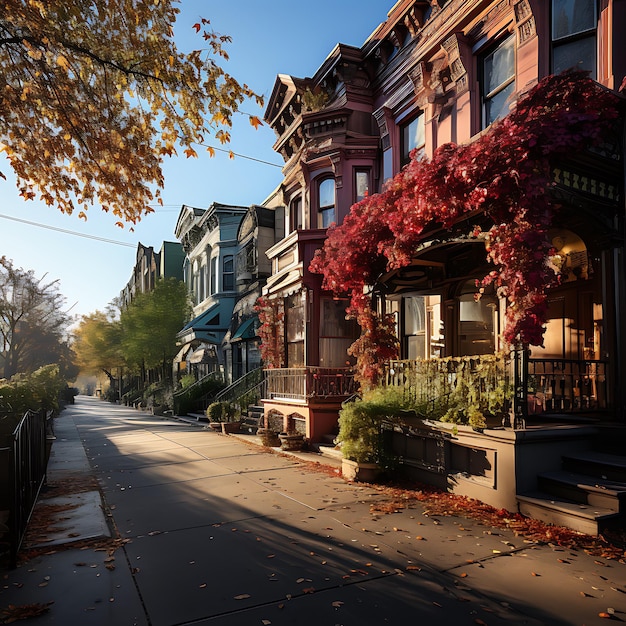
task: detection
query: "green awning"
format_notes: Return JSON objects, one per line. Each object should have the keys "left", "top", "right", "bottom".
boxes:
{"left": 231, "top": 317, "right": 258, "bottom": 342}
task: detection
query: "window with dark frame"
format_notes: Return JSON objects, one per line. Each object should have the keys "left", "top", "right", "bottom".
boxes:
{"left": 552, "top": 0, "right": 597, "bottom": 78}
{"left": 354, "top": 169, "right": 370, "bottom": 203}
{"left": 481, "top": 34, "right": 515, "bottom": 128}
{"left": 400, "top": 113, "right": 425, "bottom": 167}
{"left": 318, "top": 177, "right": 336, "bottom": 228}
{"left": 289, "top": 196, "right": 303, "bottom": 232}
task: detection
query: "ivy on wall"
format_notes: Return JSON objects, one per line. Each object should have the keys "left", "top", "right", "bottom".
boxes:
{"left": 310, "top": 71, "right": 623, "bottom": 386}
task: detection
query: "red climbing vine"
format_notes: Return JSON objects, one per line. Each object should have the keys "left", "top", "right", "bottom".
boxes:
{"left": 310, "top": 71, "right": 623, "bottom": 386}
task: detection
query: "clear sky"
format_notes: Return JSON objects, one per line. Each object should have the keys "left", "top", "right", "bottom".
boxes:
{"left": 0, "top": 1, "right": 391, "bottom": 322}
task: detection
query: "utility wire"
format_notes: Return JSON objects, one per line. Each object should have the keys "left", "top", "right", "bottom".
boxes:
{"left": 0, "top": 213, "right": 136, "bottom": 248}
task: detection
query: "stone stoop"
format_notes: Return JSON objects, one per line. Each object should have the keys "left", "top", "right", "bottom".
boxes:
{"left": 240, "top": 405, "right": 264, "bottom": 434}
{"left": 518, "top": 449, "right": 626, "bottom": 536}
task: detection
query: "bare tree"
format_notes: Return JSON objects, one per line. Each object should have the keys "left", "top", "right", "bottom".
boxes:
{"left": 0, "top": 256, "right": 72, "bottom": 378}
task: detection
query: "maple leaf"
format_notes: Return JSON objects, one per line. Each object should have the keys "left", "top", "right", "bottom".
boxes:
{"left": 206, "top": 146, "right": 215, "bottom": 157}
{"left": 249, "top": 115, "right": 263, "bottom": 129}
{"left": 184, "top": 147, "right": 198, "bottom": 158}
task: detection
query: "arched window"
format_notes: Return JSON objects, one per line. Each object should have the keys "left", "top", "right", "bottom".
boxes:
{"left": 289, "top": 196, "right": 303, "bottom": 232}
{"left": 317, "top": 178, "right": 336, "bottom": 228}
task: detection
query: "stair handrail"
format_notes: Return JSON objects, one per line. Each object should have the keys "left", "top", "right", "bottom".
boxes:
{"left": 213, "top": 367, "right": 265, "bottom": 408}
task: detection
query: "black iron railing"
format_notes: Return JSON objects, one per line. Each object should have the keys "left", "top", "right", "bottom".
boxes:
{"left": 1, "top": 409, "right": 51, "bottom": 567}
{"left": 526, "top": 357, "right": 610, "bottom": 413}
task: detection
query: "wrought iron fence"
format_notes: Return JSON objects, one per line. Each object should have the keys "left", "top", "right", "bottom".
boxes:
{"left": 384, "top": 353, "right": 514, "bottom": 428}
{"left": 526, "top": 357, "right": 610, "bottom": 413}
{"left": 264, "top": 367, "right": 357, "bottom": 401}
{"left": 0, "top": 409, "right": 51, "bottom": 567}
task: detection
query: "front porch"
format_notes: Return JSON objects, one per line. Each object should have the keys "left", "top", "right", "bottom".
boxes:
{"left": 261, "top": 366, "right": 356, "bottom": 442}
{"left": 381, "top": 351, "right": 624, "bottom": 535}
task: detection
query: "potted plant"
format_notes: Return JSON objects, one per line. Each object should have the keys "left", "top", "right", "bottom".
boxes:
{"left": 336, "top": 386, "right": 409, "bottom": 482}
{"left": 206, "top": 401, "right": 241, "bottom": 433}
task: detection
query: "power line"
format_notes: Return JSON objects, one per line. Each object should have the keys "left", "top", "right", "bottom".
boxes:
{"left": 0, "top": 213, "right": 136, "bottom": 248}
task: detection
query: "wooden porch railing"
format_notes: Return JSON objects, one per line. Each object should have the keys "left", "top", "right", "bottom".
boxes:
{"left": 264, "top": 367, "right": 357, "bottom": 402}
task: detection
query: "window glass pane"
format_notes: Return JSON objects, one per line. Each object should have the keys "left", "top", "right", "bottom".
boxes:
{"left": 383, "top": 148, "right": 393, "bottom": 184}
{"left": 319, "top": 179, "right": 335, "bottom": 209}
{"left": 552, "top": 0, "right": 596, "bottom": 39}
{"left": 484, "top": 36, "right": 515, "bottom": 96}
{"left": 553, "top": 36, "right": 596, "bottom": 76}
{"left": 210, "top": 256, "right": 217, "bottom": 294}
{"left": 484, "top": 81, "right": 515, "bottom": 126}
{"left": 404, "top": 297, "right": 425, "bottom": 335}
{"left": 319, "top": 209, "right": 333, "bottom": 228}
{"left": 223, "top": 256, "right": 233, "bottom": 272}
{"left": 290, "top": 197, "right": 302, "bottom": 231}
{"left": 402, "top": 115, "right": 425, "bottom": 164}
{"left": 355, "top": 170, "right": 369, "bottom": 202}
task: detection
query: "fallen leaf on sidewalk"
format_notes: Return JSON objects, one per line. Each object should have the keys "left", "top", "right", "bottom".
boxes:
{"left": 234, "top": 594, "right": 250, "bottom": 600}
{"left": 1, "top": 602, "right": 54, "bottom": 622}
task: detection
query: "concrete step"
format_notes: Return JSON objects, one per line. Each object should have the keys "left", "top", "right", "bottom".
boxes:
{"left": 311, "top": 442, "right": 343, "bottom": 463}
{"left": 517, "top": 491, "right": 620, "bottom": 536}
{"left": 537, "top": 470, "right": 626, "bottom": 513}
{"left": 562, "top": 450, "right": 626, "bottom": 482}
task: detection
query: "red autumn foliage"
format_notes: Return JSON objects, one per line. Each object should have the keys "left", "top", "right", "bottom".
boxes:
{"left": 254, "top": 296, "right": 285, "bottom": 368}
{"left": 310, "top": 71, "right": 621, "bottom": 385}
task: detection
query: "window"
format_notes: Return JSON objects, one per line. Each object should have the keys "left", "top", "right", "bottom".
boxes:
{"left": 199, "top": 263, "right": 206, "bottom": 301}
{"left": 289, "top": 196, "right": 303, "bottom": 232}
{"left": 481, "top": 35, "right": 515, "bottom": 128}
{"left": 382, "top": 148, "right": 393, "bottom": 185}
{"left": 223, "top": 255, "right": 234, "bottom": 291}
{"left": 355, "top": 170, "right": 370, "bottom": 203}
{"left": 319, "top": 298, "right": 358, "bottom": 367}
{"left": 458, "top": 280, "right": 497, "bottom": 356}
{"left": 552, "top": 0, "right": 597, "bottom": 78}
{"left": 317, "top": 178, "right": 335, "bottom": 228}
{"left": 285, "top": 294, "right": 305, "bottom": 367}
{"left": 404, "top": 296, "right": 426, "bottom": 360}
{"left": 400, "top": 114, "right": 425, "bottom": 167}
{"left": 210, "top": 256, "right": 217, "bottom": 295}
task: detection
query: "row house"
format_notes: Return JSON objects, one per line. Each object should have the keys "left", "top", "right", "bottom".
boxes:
{"left": 259, "top": 0, "right": 626, "bottom": 529}
{"left": 173, "top": 203, "right": 248, "bottom": 380}
{"left": 119, "top": 241, "right": 185, "bottom": 309}
{"left": 173, "top": 201, "right": 283, "bottom": 385}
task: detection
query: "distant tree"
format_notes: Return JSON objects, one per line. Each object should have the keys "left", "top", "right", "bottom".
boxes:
{"left": 120, "top": 278, "right": 190, "bottom": 382}
{"left": 0, "top": 1, "right": 263, "bottom": 225}
{"left": 72, "top": 309, "right": 124, "bottom": 387}
{"left": 0, "top": 256, "right": 73, "bottom": 379}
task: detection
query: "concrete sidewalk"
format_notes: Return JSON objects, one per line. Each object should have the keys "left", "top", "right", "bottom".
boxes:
{"left": 1, "top": 396, "right": 625, "bottom": 625}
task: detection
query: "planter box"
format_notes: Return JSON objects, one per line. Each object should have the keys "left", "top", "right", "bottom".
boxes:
{"left": 278, "top": 433, "right": 305, "bottom": 451}
{"left": 257, "top": 428, "right": 281, "bottom": 447}
{"left": 221, "top": 421, "right": 241, "bottom": 434}
{"left": 342, "top": 459, "right": 380, "bottom": 483}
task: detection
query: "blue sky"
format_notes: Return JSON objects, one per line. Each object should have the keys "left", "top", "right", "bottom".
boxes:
{"left": 0, "top": 1, "right": 390, "bottom": 321}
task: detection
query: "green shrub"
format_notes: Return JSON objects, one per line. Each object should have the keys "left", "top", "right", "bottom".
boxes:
{"left": 206, "top": 401, "right": 239, "bottom": 423}
{"left": 336, "top": 386, "right": 411, "bottom": 465}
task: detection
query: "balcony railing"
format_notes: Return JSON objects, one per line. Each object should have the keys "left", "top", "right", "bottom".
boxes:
{"left": 264, "top": 367, "right": 357, "bottom": 402}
